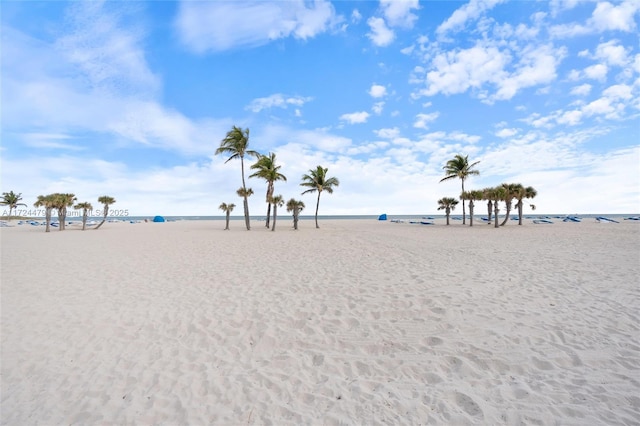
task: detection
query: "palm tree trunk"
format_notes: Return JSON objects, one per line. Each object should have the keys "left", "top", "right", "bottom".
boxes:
{"left": 517, "top": 201, "right": 523, "bottom": 225}
{"left": 265, "top": 184, "right": 273, "bottom": 228}
{"left": 265, "top": 203, "right": 271, "bottom": 228}
{"left": 487, "top": 201, "right": 492, "bottom": 224}
{"left": 82, "top": 212, "right": 87, "bottom": 230}
{"left": 94, "top": 208, "right": 108, "bottom": 230}
{"left": 240, "top": 157, "right": 250, "bottom": 230}
{"left": 293, "top": 210, "right": 299, "bottom": 230}
{"left": 494, "top": 201, "right": 500, "bottom": 229}
{"left": 500, "top": 202, "right": 512, "bottom": 226}
{"left": 461, "top": 180, "right": 466, "bottom": 225}
{"left": 243, "top": 198, "right": 250, "bottom": 230}
{"left": 314, "top": 192, "right": 321, "bottom": 229}
{"left": 271, "top": 205, "right": 277, "bottom": 231}
{"left": 45, "top": 210, "right": 51, "bottom": 233}
{"left": 57, "top": 208, "right": 64, "bottom": 231}
{"left": 225, "top": 212, "right": 230, "bottom": 230}
{"left": 469, "top": 201, "right": 474, "bottom": 227}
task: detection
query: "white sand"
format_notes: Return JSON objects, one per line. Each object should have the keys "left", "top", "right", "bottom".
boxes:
{"left": 1, "top": 218, "right": 639, "bottom": 425}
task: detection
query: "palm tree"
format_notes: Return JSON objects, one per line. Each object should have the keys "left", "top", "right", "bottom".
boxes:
{"left": 270, "top": 195, "right": 284, "bottom": 231}
{"left": 514, "top": 185, "right": 537, "bottom": 226}
{"left": 74, "top": 202, "right": 93, "bottom": 230}
{"left": 1, "top": 191, "right": 27, "bottom": 221}
{"left": 499, "top": 183, "right": 522, "bottom": 226}
{"left": 437, "top": 197, "right": 459, "bottom": 225}
{"left": 300, "top": 165, "right": 340, "bottom": 229}
{"left": 94, "top": 196, "right": 116, "bottom": 230}
{"left": 219, "top": 202, "right": 236, "bottom": 230}
{"left": 34, "top": 194, "right": 56, "bottom": 232}
{"left": 439, "top": 154, "right": 480, "bottom": 225}
{"left": 236, "top": 187, "right": 254, "bottom": 230}
{"left": 249, "top": 152, "right": 287, "bottom": 229}
{"left": 286, "top": 198, "right": 305, "bottom": 230}
{"left": 51, "top": 193, "right": 76, "bottom": 231}
{"left": 215, "top": 126, "right": 260, "bottom": 230}
{"left": 464, "top": 190, "right": 485, "bottom": 227}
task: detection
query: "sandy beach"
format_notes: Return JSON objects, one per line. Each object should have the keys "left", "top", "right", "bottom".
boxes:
{"left": 1, "top": 218, "right": 639, "bottom": 425}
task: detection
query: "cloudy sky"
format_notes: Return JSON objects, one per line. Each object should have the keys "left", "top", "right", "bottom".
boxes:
{"left": 2, "top": 0, "right": 639, "bottom": 216}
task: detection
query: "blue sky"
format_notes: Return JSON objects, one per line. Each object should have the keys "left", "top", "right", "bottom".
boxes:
{"left": 2, "top": 0, "right": 639, "bottom": 216}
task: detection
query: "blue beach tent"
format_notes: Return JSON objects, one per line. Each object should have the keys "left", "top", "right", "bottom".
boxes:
{"left": 378, "top": 213, "right": 387, "bottom": 221}
{"left": 153, "top": 215, "right": 166, "bottom": 223}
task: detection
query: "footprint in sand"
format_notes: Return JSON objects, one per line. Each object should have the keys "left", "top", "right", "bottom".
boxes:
{"left": 425, "top": 336, "right": 443, "bottom": 346}
{"left": 455, "top": 392, "right": 483, "bottom": 417}
{"left": 531, "top": 356, "right": 554, "bottom": 370}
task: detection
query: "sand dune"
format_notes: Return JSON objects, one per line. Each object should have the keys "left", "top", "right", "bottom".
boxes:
{"left": 1, "top": 218, "right": 639, "bottom": 425}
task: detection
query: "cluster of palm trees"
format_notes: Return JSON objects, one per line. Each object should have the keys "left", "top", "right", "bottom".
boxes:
{"left": 215, "top": 125, "right": 339, "bottom": 231}
{"left": 438, "top": 154, "right": 537, "bottom": 227}
{"left": 1, "top": 192, "right": 116, "bottom": 232}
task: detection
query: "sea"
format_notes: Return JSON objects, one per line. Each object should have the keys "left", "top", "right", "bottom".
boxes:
{"left": 75, "top": 213, "right": 638, "bottom": 223}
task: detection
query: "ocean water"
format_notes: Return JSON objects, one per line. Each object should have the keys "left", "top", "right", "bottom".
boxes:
{"left": 14, "top": 213, "right": 638, "bottom": 224}
{"left": 73, "top": 213, "right": 637, "bottom": 222}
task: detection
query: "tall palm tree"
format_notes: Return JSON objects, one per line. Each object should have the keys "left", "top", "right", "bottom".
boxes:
{"left": 270, "top": 195, "right": 284, "bottom": 231}
{"left": 34, "top": 194, "right": 56, "bottom": 232}
{"left": 499, "top": 183, "right": 522, "bottom": 226}
{"left": 249, "top": 152, "right": 287, "bottom": 228}
{"left": 437, "top": 197, "right": 459, "bottom": 225}
{"left": 74, "top": 202, "right": 93, "bottom": 230}
{"left": 286, "top": 198, "right": 305, "bottom": 230}
{"left": 300, "top": 165, "right": 340, "bottom": 229}
{"left": 1, "top": 191, "right": 27, "bottom": 221}
{"left": 94, "top": 196, "right": 116, "bottom": 230}
{"left": 439, "top": 154, "right": 480, "bottom": 225}
{"left": 236, "top": 187, "right": 254, "bottom": 230}
{"left": 215, "top": 126, "right": 260, "bottom": 230}
{"left": 219, "top": 202, "right": 236, "bottom": 230}
{"left": 51, "top": 193, "right": 76, "bottom": 231}
{"left": 514, "top": 185, "right": 537, "bottom": 226}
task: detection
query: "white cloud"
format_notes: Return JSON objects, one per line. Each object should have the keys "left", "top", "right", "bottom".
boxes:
{"left": 492, "top": 44, "right": 565, "bottom": 101}
{"left": 351, "top": 9, "right": 362, "bottom": 23}
{"left": 367, "top": 17, "right": 395, "bottom": 47}
{"left": 374, "top": 127, "right": 400, "bottom": 139}
{"left": 413, "top": 112, "right": 440, "bottom": 129}
{"left": 2, "top": 5, "right": 229, "bottom": 156}
{"left": 340, "top": 111, "right": 370, "bottom": 124}
{"left": 557, "top": 110, "right": 583, "bottom": 126}
{"left": 369, "top": 84, "right": 387, "bottom": 98}
{"left": 246, "top": 94, "right": 313, "bottom": 112}
{"left": 419, "top": 43, "right": 510, "bottom": 96}
{"left": 372, "top": 102, "right": 385, "bottom": 115}
{"left": 436, "top": 0, "right": 505, "bottom": 36}
{"left": 550, "top": 0, "right": 640, "bottom": 37}
{"left": 55, "top": 2, "right": 160, "bottom": 98}
{"left": 175, "top": 0, "right": 341, "bottom": 53}
{"left": 550, "top": 0, "right": 580, "bottom": 16}
{"left": 602, "top": 84, "right": 633, "bottom": 100}
{"left": 584, "top": 63, "right": 608, "bottom": 81}
{"left": 570, "top": 84, "right": 592, "bottom": 96}
{"left": 495, "top": 128, "right": 518, "bottom": 138}
{"left": 380, "top": 0, "right": 420, "bottom": 28}
{"left": 594, "top": 40, "right": 629, "bottom": 66}
{"left": 590, "top": 0, "right": 640, "bottom": 32}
